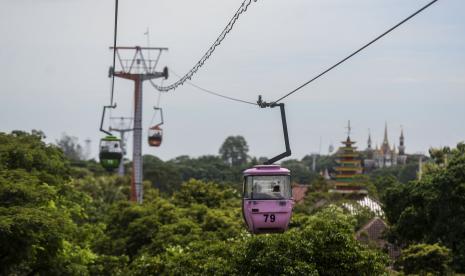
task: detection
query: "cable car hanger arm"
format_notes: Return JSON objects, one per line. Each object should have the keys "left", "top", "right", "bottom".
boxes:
{"left": 100, "top": 104, "right": 116, "bottom": 136}
{"left": 257, "top": 96, "right": 291, "bottom": 165}
{"left": 154, "top": 106, "right": 164, "bottom": 126}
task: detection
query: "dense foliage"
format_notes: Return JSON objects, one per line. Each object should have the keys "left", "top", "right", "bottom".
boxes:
{"left": 0, "top": 131, "right": 399, "bottom": 274}
{"left": 383, "top": 143, "right": 465, "bottom": 272}
{"left": 0, "top": 131, "right": 94, "bottom": 274}
{"left": 219, "top": 135, "right": 249, "bottom": 166}
{"left": 398, "top": 243, "right": 452, "bottom": 275}
{"left": 127, "top": 207, "right": 388, "bottom": 275}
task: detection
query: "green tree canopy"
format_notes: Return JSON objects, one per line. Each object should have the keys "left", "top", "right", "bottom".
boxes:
{"left": 0, "top": 130, "right": 399, "bottom": 274}
{"left": 219, "top": 135, "right": 249, "bottom": 166}
{"left": 0, "top": 131, "right": 104, "bottom": 274}
{"left": 129, "top": 207, "right": 387, "bottom": 275}
{"left": 143, "top": 155, "right": 182, "bottom": 194}
{"left": 399, "top": 243, "right": 452, "bottom": 275}
{"left": 172, "top": 179, "right": 239, "bottom": 208}
{"left": 56, "top": 133, "right": 85, "bottom": 161}
{"left": 0, "top": 131, "right": 70, "bottom": 185}
{"left": 383, "top": 143, "right": 465, "bottom": 271}
{"left": 281, "top": 159, "right": 316, "bottom": 184}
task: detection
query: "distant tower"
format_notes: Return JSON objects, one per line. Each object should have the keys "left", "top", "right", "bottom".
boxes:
{"left": 397, "top": 126, "right": 407, "bottom": 165}
{"left": 398, "top": 127, "right": 405, "bottom": 155}
{"left": 312, "top": 154, "right": 317, "bottom": 172}
{"left": 323, "top": 168, "right": 331, "bottom": 180}
{"left": 392, "top": 143, "right": 397, "bottom": 166}
{"left": 363, "top": 129, "right": 375, "bottom": 172}
{"left": 84, "top": 139, "right": 92, "bottom": 160}
{"left": 366, "top": 129, "right": 374, "bottom": 159}
{"left": 378, "top": 122, "right": 398, "bottom": 167}
{"left": 375, "top": 143, "right": 383, "bottom": 168}
{"left": 381, "top": 122, "right": 391, "bottom": 155}
{"left": 328, "top": 143, "right": 335, "bottom": 154}
{"left": 367, "top": 130, "right": 372, "bottom": 150}
{"left": 418, "top": 155, "right": 423, "bottom": 180}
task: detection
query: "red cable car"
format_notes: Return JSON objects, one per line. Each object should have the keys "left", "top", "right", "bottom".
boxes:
{"left": 148, "top": 107, "right": 164, "bottom": 147}
{"left": 148, "top": 125, "right": 163, "bottom": 147}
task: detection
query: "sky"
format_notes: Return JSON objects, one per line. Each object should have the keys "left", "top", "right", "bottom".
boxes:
{"left": 1, "top": 0, "right": 464, "bottom": 161}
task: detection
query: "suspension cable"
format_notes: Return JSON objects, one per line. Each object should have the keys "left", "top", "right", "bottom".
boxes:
{"left": 168, "top": 70, "right": 257, "bottom": 106}
{"left": 150, "top": 90, "right": 163, "bottom": 126}
{"left": 152, "top": 0, "right": 258, "bottom": 92}
{"left": 156, "top": 84, "right": 162, "bottom": 108}
{"left": 110, "top": 0, "right": 119, "bottom": 106}
{"left": 273, "top": 0, "right": 439, "bottom": 104}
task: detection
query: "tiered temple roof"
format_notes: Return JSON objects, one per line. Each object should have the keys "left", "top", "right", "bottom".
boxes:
{"left": 334, "top": 136, "right": 367, "bottom": 194}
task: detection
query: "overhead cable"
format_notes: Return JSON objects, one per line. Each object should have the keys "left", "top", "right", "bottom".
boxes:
{"left": 152, "top": 0, "right": 258, "bottom": 92}
{"left": 168, "top": 70, "right": 257, "bottom": 106}
{"left": 110, "top": 0, "right": 119, "bottom": 106}
{"left": 273, "top": 0, "right": 439, "bottom": 104}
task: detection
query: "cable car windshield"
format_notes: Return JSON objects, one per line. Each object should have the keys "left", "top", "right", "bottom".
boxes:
{"left": 244, "top": 175, "right": 291, "bottom": 200}
{"left": 148, "top": 128, "right": 162, "bottom": 137}
{"left": 100, "top": 139, "right": 121, "bottom": 153}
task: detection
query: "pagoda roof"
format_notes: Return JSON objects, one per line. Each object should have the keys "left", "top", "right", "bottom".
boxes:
{"left": 336, "top": 165, "right": 361, "bottom": 168}
{"left": 335, "top": 167, "right": 362, "bottom": 172}
{"left": 341, "top": 136, "right": 357, "bottom": 144}
{"left": 337, "top": 153, "right": 359, "bottom": 158}
{"left": 335, "top": 178, "right": 359, "bottom": 182}
{"left": 336, "top": 183, "right": 364, "bottom": 187}
{"left": 340, "top": 147, "right": 358, "bottom": 151}
{"left": 336, "top": 159, "right": 361, "bottom": 163}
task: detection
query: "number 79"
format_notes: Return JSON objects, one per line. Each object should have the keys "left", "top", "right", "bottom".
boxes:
{"left": 263, "top": 214, "right": 276, "bottom": 222}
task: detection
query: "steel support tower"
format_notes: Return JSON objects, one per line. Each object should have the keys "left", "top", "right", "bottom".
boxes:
{"left": 110, "top": 46, "right": 168, "bottom": 203}
{"left": 110, "top": 116, "right": 133, "bottom": 176}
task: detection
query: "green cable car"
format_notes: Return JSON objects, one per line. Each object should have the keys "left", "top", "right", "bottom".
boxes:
{"left": 99, "top": 135, "right": 123, "bottom": 171}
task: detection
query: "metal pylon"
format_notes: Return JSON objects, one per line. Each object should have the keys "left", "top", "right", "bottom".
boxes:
{"left": 110, "top": 46, "right": 168, "bottom": 203}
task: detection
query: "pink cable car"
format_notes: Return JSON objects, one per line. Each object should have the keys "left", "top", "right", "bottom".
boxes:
{"left": 242, "top": 98, "right": 294, "bottom": 234}
{"left": 243, "top": 165, "right": 294, "bottom": 234}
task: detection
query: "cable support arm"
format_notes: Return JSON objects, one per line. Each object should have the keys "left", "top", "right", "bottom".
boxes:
{"left": 153, "top": 106, "right": 164, "bottom": 127}
{"left": 257, "top": 96, "right": 291, "bottom": 165}
{"left": 100, "top": 104, "right": 117, "bottom": 136}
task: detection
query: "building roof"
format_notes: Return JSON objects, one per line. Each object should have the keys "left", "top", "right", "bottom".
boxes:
{"left": 342, "top": 195, "right": 384, "bottom": 216}
{"left": 355, "top": 216, "right": 401, "bottom": 260}
{"left": 356, "top": 217, "right": 388, "bottom": 246}
{"left": 292, "top": 185, "right": 308, "bottom": 203}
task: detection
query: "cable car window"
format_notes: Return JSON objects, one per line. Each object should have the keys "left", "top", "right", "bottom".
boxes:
{"left": 100, "top": 140, "right": 121, "bottom": 153}
{"left": 245, "top": 175, "right": 291, "bottom": 200}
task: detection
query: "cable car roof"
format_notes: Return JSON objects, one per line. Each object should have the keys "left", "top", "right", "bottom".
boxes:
{"left": 243, "top": 165, "right": 290, "bottom": 176}
{"left": 101, "top": 135, "right": 120, "bottom": 141}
